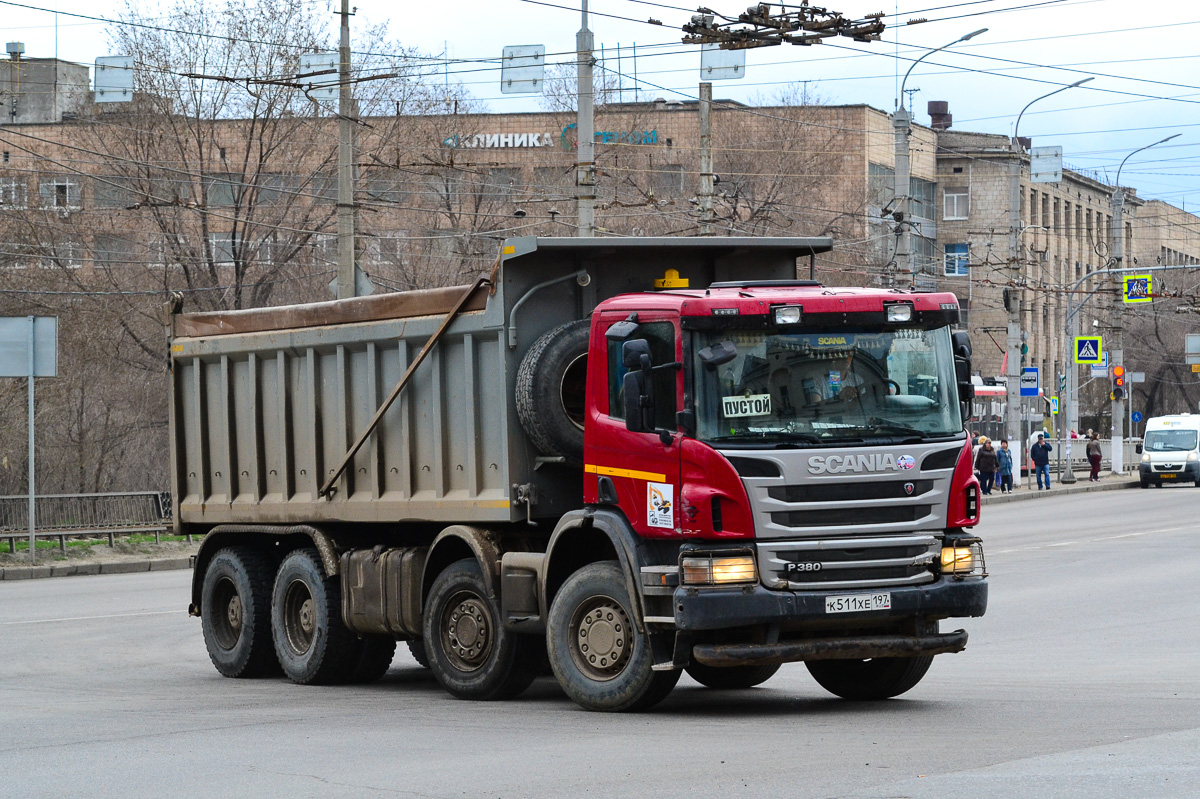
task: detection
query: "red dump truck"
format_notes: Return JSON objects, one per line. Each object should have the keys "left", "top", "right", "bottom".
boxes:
{"left": 170, "top": 236, "right": 987, "bottom": 711}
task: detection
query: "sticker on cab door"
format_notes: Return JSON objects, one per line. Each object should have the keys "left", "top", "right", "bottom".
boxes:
{"left": 647, "top": 482, "right": 674, "bottom": 528}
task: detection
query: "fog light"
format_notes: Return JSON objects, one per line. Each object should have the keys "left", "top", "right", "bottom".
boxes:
{"left": 774, "top": 306, "right": 802, "bottom": 325}
{"left": 886, "top": 303, "right": 913, "bottom": 322}
{"left": 682, "top": 555, "right": 757, "bottom": 585}
{"left": 940, "top": 541, "right": 986, "bottom": 577}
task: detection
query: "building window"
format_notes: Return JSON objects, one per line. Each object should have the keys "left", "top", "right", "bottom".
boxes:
{"left": 94, "top": 235, "right": 136, "bottom": 268}
{"left": 41, "top": 239, "right": 83, "bottom": 269}
{"left": 0, "top": 177, "right": 28, "bottom": 210}
{"left": 944, "top": 243, "right": 969, "bottom": 276}
{"left": 943, "top": 188, "right": 969, "bottom": 220}
{"left": 38, "top": 175, "right": 82, "bottom": 210}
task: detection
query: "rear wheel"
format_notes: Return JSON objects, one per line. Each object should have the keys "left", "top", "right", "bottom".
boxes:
{"left": 271, "top": 548, "right": 358, "bottom": 685}
{"left": 200, "top": 547, "right": 279, "bottom": 678}
{"left": 422, "top": 559, "right": 540, "bottom": 700}
{"left": 685, "top": 662, "right": 780, "bottom": 690}
{"left": 806, "top": 655, "right": 933, "bottom": 700}
{"left": 345, "top": 636, "right": 397, "bottom": 684}
{"left": 406, "top": 639, "right": 431, "bottom": 669}
{"left": 547, "top": 561, "right": 680, "bottom": 712}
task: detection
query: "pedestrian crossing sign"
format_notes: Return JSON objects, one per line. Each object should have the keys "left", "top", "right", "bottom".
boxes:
{"left": 1123, "top": 274, "right": 1152, "bottom": 303}
{"left": 1074, "top": 336, "right": 1102, "bottom": 364}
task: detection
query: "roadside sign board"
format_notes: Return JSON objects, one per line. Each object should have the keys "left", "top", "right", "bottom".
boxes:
{"left": 1187, "top": 334, "right": 1200, "bottom": 366}
{"left": 0, "top": 316, "right": 57, "bottom": 377}
{"left": 1090, "top": 350, "right": 1109, "bottom": 378}
{"left": 1030, "top": 146, "right": 1063, "bottom": 184}
{"left": 1020, "top": 367, "right": 1039, "bottom": 397}
{"left": 1050, "top": 396, "right": 1059, "bottom": 414}
{"left": 1132, "top": 411, "right": 1143, "bottom": 423}
{"left": 1123, "top": 274, "right": 1151, "bottom": 303}
{"left": 1075, "top": 336, "right": 1102, "bottom": 364}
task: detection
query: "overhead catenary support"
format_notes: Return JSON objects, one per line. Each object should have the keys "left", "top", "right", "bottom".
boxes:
{"left": 1109, "top": 133, "right": 1181, "bottom": 475}
{"left": 336, "top": 0, "right": 358, "bottom": 298}
{"left": 698, "top": 82, "right": 714, "bottom": 235}
{"left": 1007, "top": 77, "right": 1092, "bottom": 487}
{"left": 576, "top": 1, "right": 596, "bottom": 237}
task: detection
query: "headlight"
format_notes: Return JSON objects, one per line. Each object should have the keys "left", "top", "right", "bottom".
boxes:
{"left": 1188, "top": 452, "right": 1198, "bottom": 462}
{"left": 1142, "top": 453, "right": 1150, "bottom": 462}
{"left": 682, "top": 554, "right": 757, "bottom": 585}
{"left": 940, "top": 541, "right": 986, "bottom": 578}
{"left": 886, "top": 303, "right": 913, "bottom": 322}
{"left": 773, "top": 305, "right": 801, "bottom": 325}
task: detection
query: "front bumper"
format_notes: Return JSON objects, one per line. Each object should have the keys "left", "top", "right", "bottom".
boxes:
{"left": 673, "top": 576, "right": 987, "bottom": 631}
{"left": 692, "top": 629, "right": 969, "bottom": 667}
{"left": 1139, "top": 462, "right": 1199, "bottom": 483}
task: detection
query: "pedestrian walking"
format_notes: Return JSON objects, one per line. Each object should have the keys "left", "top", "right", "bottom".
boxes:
{"left": 1030, "top": 432, "right": 1054, "bottom": 490}
{"left": 1087, "top": 433, "right": 1103, "bottom": 482}
{"left": 974, "top": 437, "right": 999, "bottom": 495}
{"left": 997, "top": 439, "right": 1014, "bottom": 494}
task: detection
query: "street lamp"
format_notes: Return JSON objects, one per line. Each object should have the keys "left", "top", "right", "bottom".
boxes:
{"left": 1109, "top": 132, "right": 1181, "bottom": 475}
{"left": 1004, "top": 76, "right": 1092, "bottom": 488}
{"left": 891, "top": 28, "right": 987, "bottom": 284}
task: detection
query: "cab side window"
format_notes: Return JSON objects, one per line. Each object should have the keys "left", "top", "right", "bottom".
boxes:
{"left": 606, "top": 321, "right": 677, "bottom": 429}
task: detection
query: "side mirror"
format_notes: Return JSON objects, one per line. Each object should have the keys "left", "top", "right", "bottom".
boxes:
{"left": 622, "top": 339, "right": 651, "bottom": 369}
{"left": 623, "top": 371, "right": 654, "bottom": 433}
{"left": 952, "top": 331, "right": 972, "bottom": 359}
{"left": 1135, "top": 443, "right": 1143, "bottom": 454}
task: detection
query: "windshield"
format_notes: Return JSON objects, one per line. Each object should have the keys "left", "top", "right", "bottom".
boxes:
{"left": 1144, "top": 429, "right": 1198, "bottom": 452}
{"left": 692, "top": 326, "right": 963, "bottom": 445}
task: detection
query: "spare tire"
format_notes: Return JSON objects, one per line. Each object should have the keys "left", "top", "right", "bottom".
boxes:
{"left": 516, "top": 320, "right": 591, "bottom": 463}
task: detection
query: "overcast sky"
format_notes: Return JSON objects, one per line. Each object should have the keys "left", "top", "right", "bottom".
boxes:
{"left": 4, "top": 0, "right": 1199, "bottom": 207}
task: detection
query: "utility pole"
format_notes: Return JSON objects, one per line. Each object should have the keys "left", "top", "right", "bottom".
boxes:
{"left": 698, "top": 81, "right": 714, "bottom": 235}
{"left": 576, "top": 0, "right": 595, "bottom": 238}
{"left": 892, "top": 30, "right": 986, "bottom": 288}
{"left": 1110, "top": 133, "right": 1180, "bottom": 474}
{"left": 336, "top": 0, "right": 357, "bottom": 298}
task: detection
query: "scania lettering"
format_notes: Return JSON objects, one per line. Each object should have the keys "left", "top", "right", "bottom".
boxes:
{"left": 171, "top": 236, "right": 987, "bottom": 713}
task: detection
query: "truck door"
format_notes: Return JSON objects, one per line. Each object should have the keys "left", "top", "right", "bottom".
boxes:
{"left": 585, "top": 312, "right": 683, "bottom": 538}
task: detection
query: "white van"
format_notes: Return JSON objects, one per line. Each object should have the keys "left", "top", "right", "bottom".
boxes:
{"left": 1137, "top": 415, "right": 1200, "bottom": 488}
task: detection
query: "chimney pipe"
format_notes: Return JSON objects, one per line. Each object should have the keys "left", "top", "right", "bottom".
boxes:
{"left": 927, "top": 100, "right": 952, "bottom": 131}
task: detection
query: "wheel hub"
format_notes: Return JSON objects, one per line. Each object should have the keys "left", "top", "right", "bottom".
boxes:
{"left": 225, "top": 594, "right": 243, "bottom": 632}
{"left": 282, "top": 579, "right": 316, "bottom": 655}
{"left": 442, "top": 594, "right": 491, "bottom": 672}
{"left": 573, "top": 599, "right": 630, "bottom": 681}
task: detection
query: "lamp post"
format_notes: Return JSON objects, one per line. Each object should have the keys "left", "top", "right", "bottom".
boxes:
{"left": 891, "top": 28, "right": 986, "bottom": 285}
{"left": 1109, "top": 133, "right": 1181, "bottom": 474}
{"left": 1005, "top": 77, "right": 1092, "bottom": 487}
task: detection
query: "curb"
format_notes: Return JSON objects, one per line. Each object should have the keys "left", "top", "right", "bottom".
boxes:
{"left": 1, "top": 556, "right": 193, "bottom": 582}
{"left": 981, "top": 477, "right": 1139, "bottom": 505}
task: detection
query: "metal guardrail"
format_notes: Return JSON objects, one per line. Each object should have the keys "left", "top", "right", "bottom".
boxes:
{"left": 0, "top": 491, "right": 174, "bottom": 553}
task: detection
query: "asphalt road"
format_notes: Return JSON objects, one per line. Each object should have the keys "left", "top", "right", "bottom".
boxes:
{"left": 2, "top": 489, "right": 1198, "bottom": 799}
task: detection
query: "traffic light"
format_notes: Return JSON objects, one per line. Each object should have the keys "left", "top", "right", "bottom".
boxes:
{"left": 1111, "top": 364, "right": 1126, "bottom": 400}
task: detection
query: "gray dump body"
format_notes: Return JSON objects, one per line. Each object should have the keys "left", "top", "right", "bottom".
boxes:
{"left": 168, "top": 236, "right": 832, "bottom": 532}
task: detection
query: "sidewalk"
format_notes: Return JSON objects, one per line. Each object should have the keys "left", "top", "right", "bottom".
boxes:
{"left": 980, "top": 471, "right": 1139, "bottom": 505}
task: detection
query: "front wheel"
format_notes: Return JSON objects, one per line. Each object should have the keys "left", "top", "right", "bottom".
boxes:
{"left": 806, "top": 655, "right": 933, "bottom": 700}
{"left": 422, "top": 559, "right": 540, "bottom": 700}
{"left": 547, "top": 561, "right": 680, "bottom": 712}
{"left": 685, "top": 662, "right": 780, "bottom": 690}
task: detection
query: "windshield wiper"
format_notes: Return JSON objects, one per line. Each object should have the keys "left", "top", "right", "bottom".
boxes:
{"left": 708, "top": 432, "right": 823, "bottom": 446}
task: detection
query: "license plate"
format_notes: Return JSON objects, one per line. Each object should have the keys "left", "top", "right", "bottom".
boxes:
{"left": 825, "top": 592, "right": 891, "bottom": 614}
{"left": 1161, "top": 473, "right": 1177, "bottom": 479}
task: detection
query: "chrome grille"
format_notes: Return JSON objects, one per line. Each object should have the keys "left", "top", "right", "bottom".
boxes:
{"left": 758, "top": 534, "right": 939, "bottom": 590}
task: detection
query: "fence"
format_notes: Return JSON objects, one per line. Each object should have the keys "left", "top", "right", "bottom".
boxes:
{"left": 0, "top": 491, "right": 173, "bottom": 553}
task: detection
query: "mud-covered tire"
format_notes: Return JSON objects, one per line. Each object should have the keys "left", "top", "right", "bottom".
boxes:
{"left": 685, "top": 662, "right": 780, "bottom": 690}
{"left": 271, "top": 548, "right": 358, "bottom": 685}
{"left": 548, "top": 561, "right": 681, "bottom": 712}
{"left": 422, "top": 559, "right": 540, "bottom": 700}
{"left": 200, "top": 547, "right": 279, "bottom": 678}
{"left": 345, "top": 636, "right": 397, "bottom": 684}
{"left": 806, "top": 655, "right": 934, "bottom": 700}
{"left": 406, "top": 639, "right": 431, "bottom": 669}
{"left": 515, "top": 320, "right": 590, "bottom": 463}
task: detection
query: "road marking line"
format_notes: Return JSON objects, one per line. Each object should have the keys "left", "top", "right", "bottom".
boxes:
{"left": 0, "top": 610, "right": 184, "bottom": 626}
